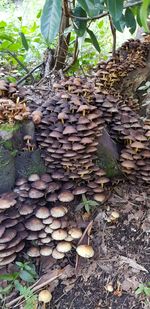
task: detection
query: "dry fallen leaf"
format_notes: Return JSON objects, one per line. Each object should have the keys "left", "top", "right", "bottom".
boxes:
{"left": 119, "top": 256, "right": 148, "bottom": 273}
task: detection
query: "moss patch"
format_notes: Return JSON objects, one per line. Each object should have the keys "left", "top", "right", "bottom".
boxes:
{"left": 96, "top": 148, "right": 121, "bottom": 178}
{"left": 0, "top": 122, "right": 20, "bottom": 132}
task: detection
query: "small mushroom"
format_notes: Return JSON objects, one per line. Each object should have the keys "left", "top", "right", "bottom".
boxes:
{"left": 52, "top": 229, "right": 68, "bottom": 240}
{"left": 56, "top": 241, "right": 72, "bottom": 253}
{"left": 38, "top": 289, "right": 52, "bottom": 308}
{"left": 52, "top": 248, "right": 65, "bottom": 259}
{"left": 76, "top": 244, "right": 94, "bottom": 258}
{"left": 68, "top": 228, "right": 82, "bottom": 239}
{"left": 50, "top": 206, "right": 67, "bottom": 218}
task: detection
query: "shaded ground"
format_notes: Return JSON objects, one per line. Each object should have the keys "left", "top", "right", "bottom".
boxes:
{"left": 48, "top": 183, "right": 150, "bottom": 309}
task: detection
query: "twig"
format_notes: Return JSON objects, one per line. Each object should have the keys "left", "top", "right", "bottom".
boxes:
{"left": 1, "top": 50, "right": 34, "bottom": 83}
{"left": 6, "top": 270, "right": 62, "bottom": 308}
{"left": 16, "top": 62, "right": 44, "bottom": 85}
{"left": 63, "top": 37, "right": 79, "bottom": 72}
{"left": 69, "top": 1, "right": 142, "bottom": 21}
{"left": 109, "top": 15, "right": 116, "bottom": 56}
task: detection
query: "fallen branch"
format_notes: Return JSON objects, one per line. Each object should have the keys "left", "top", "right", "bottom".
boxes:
{"left": 16, "top": 62, "right": 44, "bottom": 85}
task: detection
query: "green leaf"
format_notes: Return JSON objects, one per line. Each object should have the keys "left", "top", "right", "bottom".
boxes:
{"left": 85, "top": 203, "right": 90, "bottom": 213}
{"left": 41, "top": 0, "right": 62, "bottom": 43}
{"left": 113, "top": 14, "right": 126, "bottom": 32}
{"left": 86, "top": 28, "right": 100, "bottom": 53}
{"left": 19, "top": 270, "right": 35, "bottom": 283}
{"left": 37, "top": 9, "right": 42, "bottom": 18}
{"left": 106, "top": 0, "right": 123, "bottom": 21}
{"left": 78, "top": 0, "right": 104, "bottom": 17}
{"left": 140, "top": 0, "right": 150, "bottom": 33}
{"left": 143, "top": 286, "right": 150, "bottom": 296}
{"left": 19, "top": 32, "right": 29, "bottom": 51}
{"left": 0, "top": 34, "right": 14, "bottom": 42}
{"left": 18, "top": 16, "right": 22, "bottom": 22}
{"left": 0, "top": 273, "right": 19, "bottom": 281}
{"left": 0, "top": 21, "right": 7, "bottom": 28}
{"left": 125, "top": 8, "right": 136, "bottom": 34}
{"left": 73, "top": 6, "right": 87, "bottom": 37}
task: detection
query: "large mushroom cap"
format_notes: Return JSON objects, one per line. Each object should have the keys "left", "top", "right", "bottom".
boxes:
{"left": 50, "top": 206, "right": 67, "bottom": 218}
{"left": 38, "top": 290, "right": 52, "bottom": 303}
{"left": 27, "top": 246, "right": 40, "bottom": 257}
{"left": 68, "top": 228, "right": 82, "bottom": 239}
{"left": 25, "top": 218, "right": 44, "bottom": 231}
{"left": 76, "top": 244, "right": 94, "bottom": 258}
{"left": 0, "top": 196, "right": 16, "bottom": 210}
{"left": 52, "top": 229, "right": 67, "bottom": 240}
{"left": 58, "top": 191, "right": 74, "bottom": 202}
{"left": 56, "top": 241, "right": 72, "bottom": 253}
{"left": 52, "top": 248, "right": 65, "bottom": 259}
{"left": 35, "top": 207, "right": 50, "bottom": 219}
{"left": 40, "top": 246, "right": 53, "bottom": 256}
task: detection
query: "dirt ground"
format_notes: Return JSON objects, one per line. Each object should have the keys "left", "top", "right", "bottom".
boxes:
{"left": 46, "top": 182, "right": 150, "bottom": 309}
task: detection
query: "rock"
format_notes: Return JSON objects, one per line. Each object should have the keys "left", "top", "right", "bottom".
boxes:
{"left": 97, "top": 129, "right": 121, "bottom": 178}
{"left": 0, "top": 146, "right": 15, "bottom": 194}
{"left": 15, "top": 149, "right": 46, "bottom": 178}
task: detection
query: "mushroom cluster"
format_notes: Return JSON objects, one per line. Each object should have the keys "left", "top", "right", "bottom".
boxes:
{"left": 93, "top": 38, "right": 150, "bottom": 183}
{"left": 0, "top": 98, "right": 30, "bottom": 124}
{"left": 0, "top": 79, "right": 18, "bottom": 98}
{"left": 35, "top": 77, "right": 110, "bottom": 198}
{"left": 26, "top": 205, "right": 82, "bottom": 259}
{"left": 0, "top": 192, "right": 27, "bottom": 266}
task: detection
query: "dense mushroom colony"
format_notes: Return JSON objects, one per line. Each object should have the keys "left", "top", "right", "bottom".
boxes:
{"left": 0, "top": 79, "right": 30, "bottom": 124}
{"left": 1, "top": 37, "right": 150, "bottom": 265}
{"left": 94, "top": 38, "right": 150, "bottom": 182}
{"left": 36, "top": 77, "right": 110, "bottom": 200}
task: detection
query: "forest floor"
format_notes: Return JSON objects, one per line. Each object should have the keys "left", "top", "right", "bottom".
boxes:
{"left": 0, "top": 79, "right": 150, "bottom": 308}
{"left": 44, "top": 182, "right": 150, "bottom": 309}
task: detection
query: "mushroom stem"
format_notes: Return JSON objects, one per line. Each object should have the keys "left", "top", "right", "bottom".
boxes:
{"left": 61, "top": 119, "right": 64, "bottom": 125}
{"left": 83, "top": 110, "right": 86, "bottom": 117}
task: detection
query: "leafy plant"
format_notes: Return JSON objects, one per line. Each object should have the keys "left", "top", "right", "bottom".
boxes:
{"left": 0, "top": 261, "right": 38, "bottom": 308}
{"left": 78, "top": 194, "right": 99, "bottom": 213}
{"left": 135, "top": 282, "right": 150, "bottom": 297}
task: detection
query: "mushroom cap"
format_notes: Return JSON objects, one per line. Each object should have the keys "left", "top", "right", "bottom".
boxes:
{"left": 50, "top": 206, "right": 67, "bottom": 218}
{"left": 40, "top": 246, "right": 53, "bottom": 256}
{"left": 58, "top": 191, "right": 74, "bottom": 203}
{"left": 76, "top": 245, "right": 94, "bottom": 258}
{"left": 29, "top": 189, "right": 44, "bottom": 199}
{"left": 131, "top": 141, "right": 145, "bottom": 149}
{"left": 25, "top": 218, "right": 44, "bottom": 231}
{"left": 56, "top": 241, "right": 72, "bottom": 253}
{"left": 110, "top": 211, "right": 120, "bottom": 220}
{"left": 50, "top": 219, "right": 61, "bottom": 230}
{"left": 0, "top": 226, "right": 5, "bottom": 238}
{"left": 31, "top": 180, "right": 47, "bottom": 191}
{"left": 121, "top": 160, "right": 136, "bottom": 169}
{"left": 19, "top": 204, "right": 34, "bottom": 215}
{"left": 68, "top": 228, "right": 82, "bottom": 239}
{"left": 52, "top": 248, "right": 65, "bottom": 259}
{"left": 27, "top": 246, "right": 40, "bottom": 257}
{"left": 52, "top": 229, "right": 67, "bottom": 240}
{"left": 0, "top": 228, "right": 16, "bottom": 243}
{"left": 43, "top": 216, "right": 53, "bottom": 224}
{"left": 63, "top": 126, "right": 77, "bottom": 135}
{"left": 28, "top": 174, "right": 40, "bottom": 182}
{"left": 93, "top": 193, "right": 106, "bottom": 203}
{"left": 0, "top": 253, "right": 16, "bottom": 266}
{"left": 35, "top": 207, "right": 50, "bottom": 219}
{"left": 0, "top": 196, "right": 16, "bottom": 210}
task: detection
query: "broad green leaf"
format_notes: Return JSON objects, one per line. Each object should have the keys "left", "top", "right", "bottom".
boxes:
{"left": 143, "top": 286, "right": 150, "bottom": 296}
{"left": 113, "top": 14, "right": 126, "bottom": 32}
{"left": 0, "top": 273, "right": 19, "bottom": 281}
{"left": 85, "top": 203, "right": 90, "bottom": 213}
{"left": 78, "top": 0, "right": 104, "bottom": 17}
{"left": 0, "top": 34, "right": 14, "bottom": 42}
{"left": 125, "top": 8, "right": 136, "bottom": 34}
{"left": 73, "top": 6, "right": 87, "bottom": 37}
{"left": 140, "top": 0, "right": 150, "bottom": 32}
{"left": 106, "top": 0, "right": 123, "bottom": 21}
{"left": 41, "top": 0, "right": 62, "bottom": 43}
{"left": 19, "top": 270, "right": 35, "bottom": 283}
{"left": 0, "top": 21, "right": 7, "bottom": 28}
{"left": 19, "top": 32, "right": 29, "bottom": 51}
{"left": 18, "top": 16, "right": 22, "bottom": 22}
{"left": 37, "top": 9, "right": 42, "bottom": 18}
{"left": 86, "top": 28, "right": 101, "bottom": 53}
